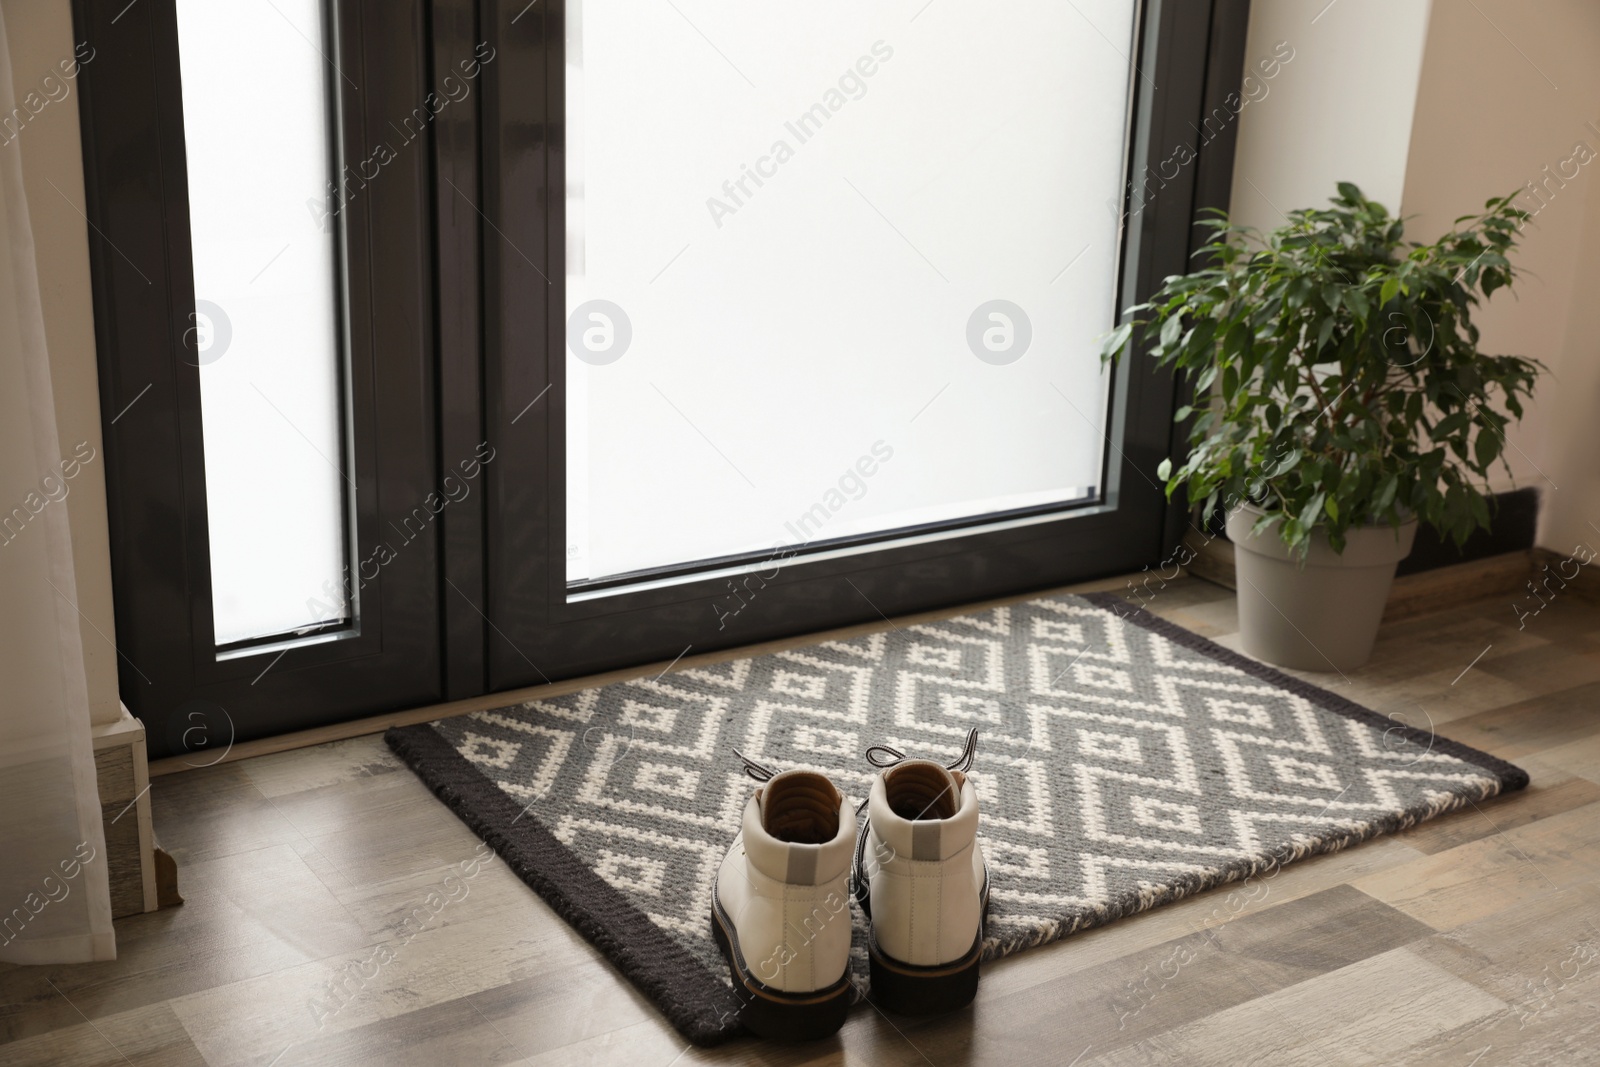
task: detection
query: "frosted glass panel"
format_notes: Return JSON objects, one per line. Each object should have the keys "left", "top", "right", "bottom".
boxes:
{"left": 176, "top": 0, "right": 348, "bottom": 644}
{"left": 566, "top": 0, "right": 1133, "bottom": 584}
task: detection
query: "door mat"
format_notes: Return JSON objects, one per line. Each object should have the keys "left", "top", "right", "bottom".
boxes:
{"left": 387, "top": 592, "right": 1527, "bottom": 1045}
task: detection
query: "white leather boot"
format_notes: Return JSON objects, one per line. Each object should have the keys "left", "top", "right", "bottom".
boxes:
{"left": 712, "top": 757, "right": 855, "bottom": 1041}
{"left": 853, "top": 729, "right": 987, "bottom": 1014}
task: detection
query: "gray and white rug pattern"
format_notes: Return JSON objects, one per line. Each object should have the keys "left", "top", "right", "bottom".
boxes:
{"left": 390, "top": 592, "right": 1526, "bottom": 1043}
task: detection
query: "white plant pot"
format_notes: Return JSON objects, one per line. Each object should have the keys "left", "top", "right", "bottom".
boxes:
{"left": 1225, "top": 504, "right": 1417, "bottom": 672}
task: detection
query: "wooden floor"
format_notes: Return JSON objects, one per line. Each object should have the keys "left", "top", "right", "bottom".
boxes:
{"left": 5, "top": 576, "right": 1600, "bottom": 1066}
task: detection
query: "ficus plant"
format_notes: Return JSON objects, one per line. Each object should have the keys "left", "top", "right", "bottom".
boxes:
{"left": 1101, "top": 182, "right": 1541, "bottom": 556}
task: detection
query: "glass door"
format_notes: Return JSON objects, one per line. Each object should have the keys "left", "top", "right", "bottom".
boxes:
{"left": 174, "top": 0, "right": 354, "bottom": 649}
{"left": 81, "top": 0, "right": 1249, "bottom": 751}
{"left": 563, "top": 2, "right": 1128, "bottom": 589}
{"left": 78, "top": 0, "right": 446, "bottom": 757}
{"left": 477, "top": 0, "right": 1246, "bottom": 690}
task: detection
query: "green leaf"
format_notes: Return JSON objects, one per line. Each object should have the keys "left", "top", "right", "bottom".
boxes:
{"left": 1223, "top": 320, "right": 1250, "bottom": 361}
{"left": 1283, "top": 517, "right": 1308, "bottom": 554}
{"left": 1102, "top": 322, "right": 1134, "bottom": 360}
{"left": 1299, "top": 492, "right": 1326, "bottom": 532}
{"left": 1473, "top": 427, "right": 1502, "bottom": 468}
{"left": 1374, "top": 474, "right": 1399, "bottom": 513}
{"left": 1380, "top": 276, "right": 1400, "bottom": 307}
{"left": 1432, "top": 411, "right": 1472, "bottom": 438}
{"left": 1156, "top": 457, "right": 1173, "bottom": 480}
{"left": 1324, "top": 497, "right": 1339, "bottom": 521}
{"left": 1160, "top": 313, "right": 1183, "bottom": 349}
{"left": 1345, "top": 288, "right": 1370, "bottom": 323}
{"left": 1468, "top": 490, "right": 1491, "bottom": 532}
{"left": 1250, "top": 512, "right": 1282, "bottom": 538}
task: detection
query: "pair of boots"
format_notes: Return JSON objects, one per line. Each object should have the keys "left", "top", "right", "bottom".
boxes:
{"left": 711, "top": 729, "right": 988, "bottom": 1041}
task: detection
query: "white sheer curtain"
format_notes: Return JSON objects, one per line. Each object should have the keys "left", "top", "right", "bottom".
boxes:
{"left": 0, "top": 5, "right": 115, "bottom": 964}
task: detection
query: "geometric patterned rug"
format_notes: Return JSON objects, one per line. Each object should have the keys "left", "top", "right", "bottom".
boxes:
{"left": 387, "top": 592, "right": 1528, "bottom": 1046}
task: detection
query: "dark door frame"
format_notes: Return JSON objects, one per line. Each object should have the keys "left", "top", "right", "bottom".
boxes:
{"left": 77, "top": 0, "right": 1251, "bottom": 757}
{"left": 470, "top": 0, "right": 1253, "bottom": 692}
{"left": 75, "top": 0, "right": 445, "bottom": 757}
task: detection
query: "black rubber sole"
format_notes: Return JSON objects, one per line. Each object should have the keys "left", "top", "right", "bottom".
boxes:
{"left": 866, "top": 927, "right": 982, "bottom": 1016}
{"left": 710, "top": 899, "right": 850, "bottom": 1042}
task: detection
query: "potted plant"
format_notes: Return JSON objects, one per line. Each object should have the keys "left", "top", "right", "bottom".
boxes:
{"left": 1102, "top": 183, "right": 1541, "bottom": 671}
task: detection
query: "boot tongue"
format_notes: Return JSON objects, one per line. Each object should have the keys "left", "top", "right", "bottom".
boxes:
{"left": 761, "top": 770, "right": 841, "bottom": 844}
{"left": 884, "top": 760, "right": 959, "bottom": 821}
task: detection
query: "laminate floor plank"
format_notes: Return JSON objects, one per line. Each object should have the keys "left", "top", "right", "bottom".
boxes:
{"left": 1305, "top": 662, "right": 1534, "bottom": 726}
{"left": 256, "top": 996, "right": 526, "bottom": 1067}
{"left": 1473, "top": 638, "right": 1600, "bottom": 694}
{"left": 504, "top": 1019, "right": 691, "bottom": 1067}
{"left": 1435, "top": 680, "right": 1600, "bottom": 761}
{"left": 1376, "top": 991, "right": 1600, "bottom": 1067}
{"left": 1083, "top": 948, "right": 1505, "bottom": 1067}
{"left": 147, "top": 762, "right": 310, "bottom": 868}
{"left": 1394, "top": 770, "right": 1600, "bottom": 854}
{"left": 884, "top": 885, "right": 1435, "bottom": 1067}
{"left": 1371, "top": 884, "right": 1600, "bottom": 1066}
{"left": 322, "top": 844, "right": 569, "bottom": 948}
{"left": 1517, "top": 725, "right": 1600, "bottom": 786}
{"left": 1352, "top": 801, "right": 1600, "bottom": 930}
{"left": 968, "top": 834, "right": 1427, "bottom": 1005}
{"left": 0, "top": 1002, "right": 208, "bottom": 1067}
{"left": 237, "top": 736, "right": 404, "bottom": 800}
{"left": 1407, "top": 882, "right": 1600, "bottom": 1008}
{"left": 163, "top": 905, "right": 646, "bottom": 1067}
{"left": 265, "top": 769, "right": 501, "bottom": 889}
{"left": 0, "top": 841, "right": 375, "bottom": 1044}
{"left": 1151, "top": 600, "right": 1239, "bottom": 639}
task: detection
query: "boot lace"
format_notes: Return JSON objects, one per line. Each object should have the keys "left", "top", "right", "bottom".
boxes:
{"left": 863, "top": 727, "right": 978, "bottom": 773}
{"left": 732, "top": 749, "right": 780, "bottom": 782}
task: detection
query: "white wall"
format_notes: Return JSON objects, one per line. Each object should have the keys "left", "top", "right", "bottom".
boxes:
{"left": 1231, "top": 0, "right": 1599, "bottom": 555}
{"left": 3, "top": 0, "right": 121, "bottom": 726}
{"left": 1400, "top": 0, "right": 1600, "bottom": 553}
{"left": 1229, "top": 0, "right": 1433, "bottom": 231}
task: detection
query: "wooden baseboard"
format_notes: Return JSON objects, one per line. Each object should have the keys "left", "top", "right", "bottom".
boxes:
{"left": 1184, "top": 528, "right": 1546, "bottom": 624}
{"left": 92, "top": 707, "right": 159, "bottom": 917}
{"left": 1533, "top": 547, "right": 1600, "bottom": 604}
{"left": 1383, "top": 551, "right": 1535, "bottom": 622}
{"left": 1181, "top": 529, "right": 1236, "bottom": 590}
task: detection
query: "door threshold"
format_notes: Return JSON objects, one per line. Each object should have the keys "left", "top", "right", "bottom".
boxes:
{"left": 149, "top": 572, "right": 1141, "bottom": 776}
